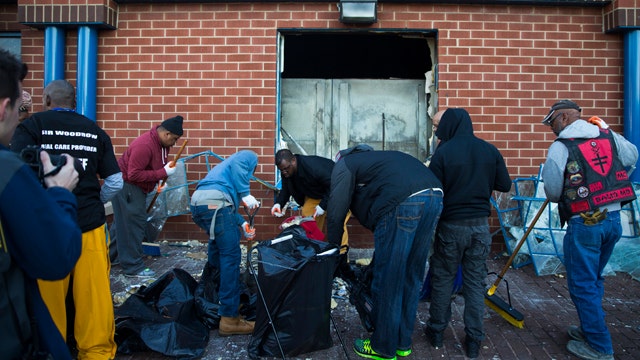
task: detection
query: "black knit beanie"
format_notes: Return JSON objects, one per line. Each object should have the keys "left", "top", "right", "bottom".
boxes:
{"left": 161, "top": 115, "right": 184, "bottom": 136}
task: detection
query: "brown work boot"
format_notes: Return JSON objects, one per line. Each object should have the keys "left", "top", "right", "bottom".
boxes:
{"left": 219, "top": 316, "right": 255, "bottom": 336}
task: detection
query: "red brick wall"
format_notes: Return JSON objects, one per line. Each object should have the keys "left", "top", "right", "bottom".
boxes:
{"left": 2, "top": 3, "right": 628, "bottom": 248}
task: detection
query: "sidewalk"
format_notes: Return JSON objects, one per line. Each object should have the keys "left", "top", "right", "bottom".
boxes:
{"left": 110, "top": 242, "right": 640, "bottom": 360}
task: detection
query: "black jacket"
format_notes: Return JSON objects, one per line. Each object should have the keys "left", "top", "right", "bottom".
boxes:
{"left": 430, "top": 108, "right": 511, "bottom": 222}
{"left": 326, "top": 149, "right": 442, "bottom": 246}
{"left": 276, "top": 154, "right": 334, "bottom": 210}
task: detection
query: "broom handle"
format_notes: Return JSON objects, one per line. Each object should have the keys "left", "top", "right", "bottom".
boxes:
{"left": 487, "top": 198, "right": 549, "bottom": 296}
{"left": 146, "top": 140, "right": 188, "bottom": 213}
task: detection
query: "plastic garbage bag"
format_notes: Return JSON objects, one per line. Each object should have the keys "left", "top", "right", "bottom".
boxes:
{"left": 247, "top": 225, "right": 339, "bottom": 359}
{"left": 114, "top": 268, "right": 209, "bottom": 358}
{"left": 194, "top": 261, "right": 257, "bottom": 330}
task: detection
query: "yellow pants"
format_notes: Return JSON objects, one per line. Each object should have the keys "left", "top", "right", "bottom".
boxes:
{"left": 38, "top": 224, "right": 117, "bottom": 360}
{"left": 301, "top": 197, "right": 351, "bottom": 253}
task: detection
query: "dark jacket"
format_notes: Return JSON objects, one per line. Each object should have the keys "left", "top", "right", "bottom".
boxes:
{"left": 326, "top": 149, "right": 442, "bottom": 245}
{"left": 430, "top": 108, "right": 511, "bottom": 222}
{"left": 276, "top": 154, "right": 334, "bottom": 210}
{"left": 0, "top": 146, "right": 81, "bottom": 360}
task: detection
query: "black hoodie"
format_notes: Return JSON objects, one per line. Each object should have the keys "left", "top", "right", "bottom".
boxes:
{"left": 429, "top": 108, "right": 511, "bottom": 221}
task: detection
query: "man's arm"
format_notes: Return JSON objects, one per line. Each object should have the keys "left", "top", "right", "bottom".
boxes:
{"left": 126, "top": 143, "right": 166, "bottom": 183}
{"left": 326, "top": 161, "right": 355, "bottom": 246}
{"left": 542, "top": 142, "right": 568, "bottom": 203}
{"left": 612, "top": 131, "right": 639, "bottom": 169}
{"left": 494, "top": 150, "right": 512, "bottom": 193}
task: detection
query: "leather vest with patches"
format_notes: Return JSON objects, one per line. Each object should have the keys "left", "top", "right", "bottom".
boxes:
{"left": 556, "top": 129, "right": 636, "bottom": 223}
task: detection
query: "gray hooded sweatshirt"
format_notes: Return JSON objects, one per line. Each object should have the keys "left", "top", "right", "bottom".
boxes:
{"left": 542, "top": 119, "right": 638, "bottom": 211}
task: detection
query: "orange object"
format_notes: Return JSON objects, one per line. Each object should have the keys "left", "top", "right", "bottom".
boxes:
{"left": 588, "top": 116, "right": 609, "bottom": 129}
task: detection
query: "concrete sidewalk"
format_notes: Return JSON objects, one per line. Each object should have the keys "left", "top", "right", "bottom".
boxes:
{"left": 110, "top": 243, "right": 640, "bottom": 360}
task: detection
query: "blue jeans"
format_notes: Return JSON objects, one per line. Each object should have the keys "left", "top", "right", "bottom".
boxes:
{"left": 426, "top": 218, "right": 491, "bottom": 341}
{"left": 563, "top": 210, "right": 621, "bottom": 355}
{"left": 369, "top": 190, "right": 443, "bottom": 358}
{"left": 190, "top": 204, "right": 242, "bottom": 317}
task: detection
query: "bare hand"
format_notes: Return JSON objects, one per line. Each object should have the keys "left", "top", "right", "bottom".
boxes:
{"left": 41, "top": 152, "right": 79, "bottom": 191}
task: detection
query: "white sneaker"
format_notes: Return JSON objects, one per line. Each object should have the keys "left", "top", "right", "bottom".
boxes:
{"left": 125, "top": 268, "right": 156, "bottom": 278}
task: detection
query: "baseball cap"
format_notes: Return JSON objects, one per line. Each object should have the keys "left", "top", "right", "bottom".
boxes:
{"left": 542, "top": 100, "right": 582, "bottom": 125}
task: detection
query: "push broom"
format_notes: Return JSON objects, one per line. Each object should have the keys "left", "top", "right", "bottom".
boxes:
{"left": 485, "top": 198, "right": 549, "bottom": 328}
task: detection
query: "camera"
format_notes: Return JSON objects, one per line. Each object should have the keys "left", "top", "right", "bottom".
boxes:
{"left": 20, "top": 145, "right": 67, "bottom": 185}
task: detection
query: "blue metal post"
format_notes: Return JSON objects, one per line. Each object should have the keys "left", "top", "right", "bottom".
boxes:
{"left": 44, "top": 27, "right": 65, "bottom": 87}
{"left": 624, "top": 30, "right": 640, "bottom": 182}
{"left": 77, "top": 26, "right": 98, "bottom": 122}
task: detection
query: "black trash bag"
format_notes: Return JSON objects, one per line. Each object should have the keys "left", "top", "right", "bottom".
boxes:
{"left": 194, "top": 261, "right": 257, "bottom": 330}
{"left": 344, "top": 259, "right": 375, "bottom": 333}
{"left": 247, "top": 225, "right": 339, "bottom": 359}
{"left": 194, "top": 261, "right": 221, "bottom": 329}
{"left": 114, "top": 268, "right": 209, "bottom": 358}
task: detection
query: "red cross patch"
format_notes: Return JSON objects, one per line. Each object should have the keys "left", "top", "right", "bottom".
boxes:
{"left": 577, "top": 139, "right": 612, "bottom": 176}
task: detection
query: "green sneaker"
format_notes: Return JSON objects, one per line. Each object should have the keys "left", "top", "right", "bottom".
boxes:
{"left": 396, "top": 347, "right": 412, "bottom": 357}
{"left": 353, "top": 338, "right": 397, "bottom": 360}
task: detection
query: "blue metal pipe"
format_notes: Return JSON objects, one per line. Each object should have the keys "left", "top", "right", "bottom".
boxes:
{"left": 44, "top": 27, "right": 65, "bottom": 87}
{"left": 624, "top": 30, "right": 640, "bottom": 182}
{"left": 77, "top": 26, "right": 98, "bottom": 122}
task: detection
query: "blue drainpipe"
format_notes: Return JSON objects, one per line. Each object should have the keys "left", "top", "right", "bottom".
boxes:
{"left": 77, "top": 26, "right": 98, "bottom": 122}
{"left": 623, "top": 30, "right": 640, "bottom": 182}
{"left": 44, "top": 27, "right": 65, "bottom": 87}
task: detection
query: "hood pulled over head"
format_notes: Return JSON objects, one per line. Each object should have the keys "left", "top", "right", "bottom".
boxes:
{"left": 435, "top": 108, "right": 474, "bottom": 142}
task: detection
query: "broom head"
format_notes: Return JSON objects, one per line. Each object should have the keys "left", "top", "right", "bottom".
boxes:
{"left": 484, "top": 293, "right": 525, "bottom": 328}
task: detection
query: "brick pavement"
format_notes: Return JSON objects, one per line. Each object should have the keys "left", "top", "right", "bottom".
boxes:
{"left": 110, "top": 243, "right": 640, "bottom": 360}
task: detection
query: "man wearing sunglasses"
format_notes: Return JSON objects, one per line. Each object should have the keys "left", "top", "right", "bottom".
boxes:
{"left": 541, "top": 99, "right": 638, "bottom": 360}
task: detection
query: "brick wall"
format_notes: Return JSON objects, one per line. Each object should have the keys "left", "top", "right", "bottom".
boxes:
{"left": 2, "top": 2, "right": 630, "bottom": 249}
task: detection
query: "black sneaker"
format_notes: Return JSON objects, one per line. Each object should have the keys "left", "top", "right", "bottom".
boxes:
{"left": 424, "top": 327, "right": 443, "bottom": 349}
{"left": 464, "top": 336, "right": 481, "bottom": 359}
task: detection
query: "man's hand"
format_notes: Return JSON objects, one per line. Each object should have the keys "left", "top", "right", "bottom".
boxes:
{"left": 242, "top": 195, "right": 260, "bottom": 209}
{"left": 156, "top": 182, "right": 167, "bottom": 194}
{"left": 313, "top": 205, "right": 325, "bottom": 218}
{"left": 271, "top": 203, "right": 284, "bottom": 217}
{"left": 242, "top": 221, "right": 256, "bottom": 240}
{"left": 164, "top": 161, "right": 176, "bottom": 176}
{"left": 42, "top": 152, "right": 78, "bottom": 191}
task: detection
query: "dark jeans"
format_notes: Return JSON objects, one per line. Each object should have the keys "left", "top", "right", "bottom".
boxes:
{"left": 190, "top": 204, "right": 242, "bottom": 317}
{"left": 369, "top": 190, "right": 443, "bottom": 358}
{"left": 427, "top": 217, "right": 491, "bottom": 342}
{"left": 111, "top": 182, "right": 148, "bottom": 275}
{"left": 564, "top": 210, "right": 621, "bottom": 354}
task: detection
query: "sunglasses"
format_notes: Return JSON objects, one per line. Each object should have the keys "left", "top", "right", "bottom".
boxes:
{"left": 543, "top": 111, "right": 563, "bottom": 126}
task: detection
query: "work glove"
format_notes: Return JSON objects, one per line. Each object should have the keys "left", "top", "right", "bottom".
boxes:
{"left": 588, "top": 116, "right": 609, "bottom": 129}
{"left": 242, "top": 221, "right": 256, "bottom": 240}
{"left": 164, "top": 161, "right": 176, "bottom": 176}
{"left": 313, "top": 205, "right": 325, "bottom": 218}
{"left": 242, "top": 195, "right": 260, "bottom": 209}
{"left": 271, "top": 203, "right": 284, "bottom": 217}
{"left": 156, "top": 182, "right": 167, "bottom": 194}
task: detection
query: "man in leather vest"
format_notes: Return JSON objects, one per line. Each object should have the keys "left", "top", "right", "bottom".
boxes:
{"left": 541, "top": 99, "right": 638, "bottom": 360}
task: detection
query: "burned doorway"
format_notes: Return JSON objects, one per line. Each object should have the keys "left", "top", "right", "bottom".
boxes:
{"left": 276, "top": 30, "right": 437, "bottom": 164}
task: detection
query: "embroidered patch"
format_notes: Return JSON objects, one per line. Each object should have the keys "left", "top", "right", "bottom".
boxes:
{"left": 566, "top": 161, "right": 580, "bottom": 174}
{"left": 577, "top": 139, "right": 612, "bottom": 176}
{"left": 565, "top": 188, "right": 577, "bottom": 200}
{"left": 577, "top": 186, "right": 589, "bottom": 198}
{"left": 569, "top": 173, "right": 583, "bottom": 186}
